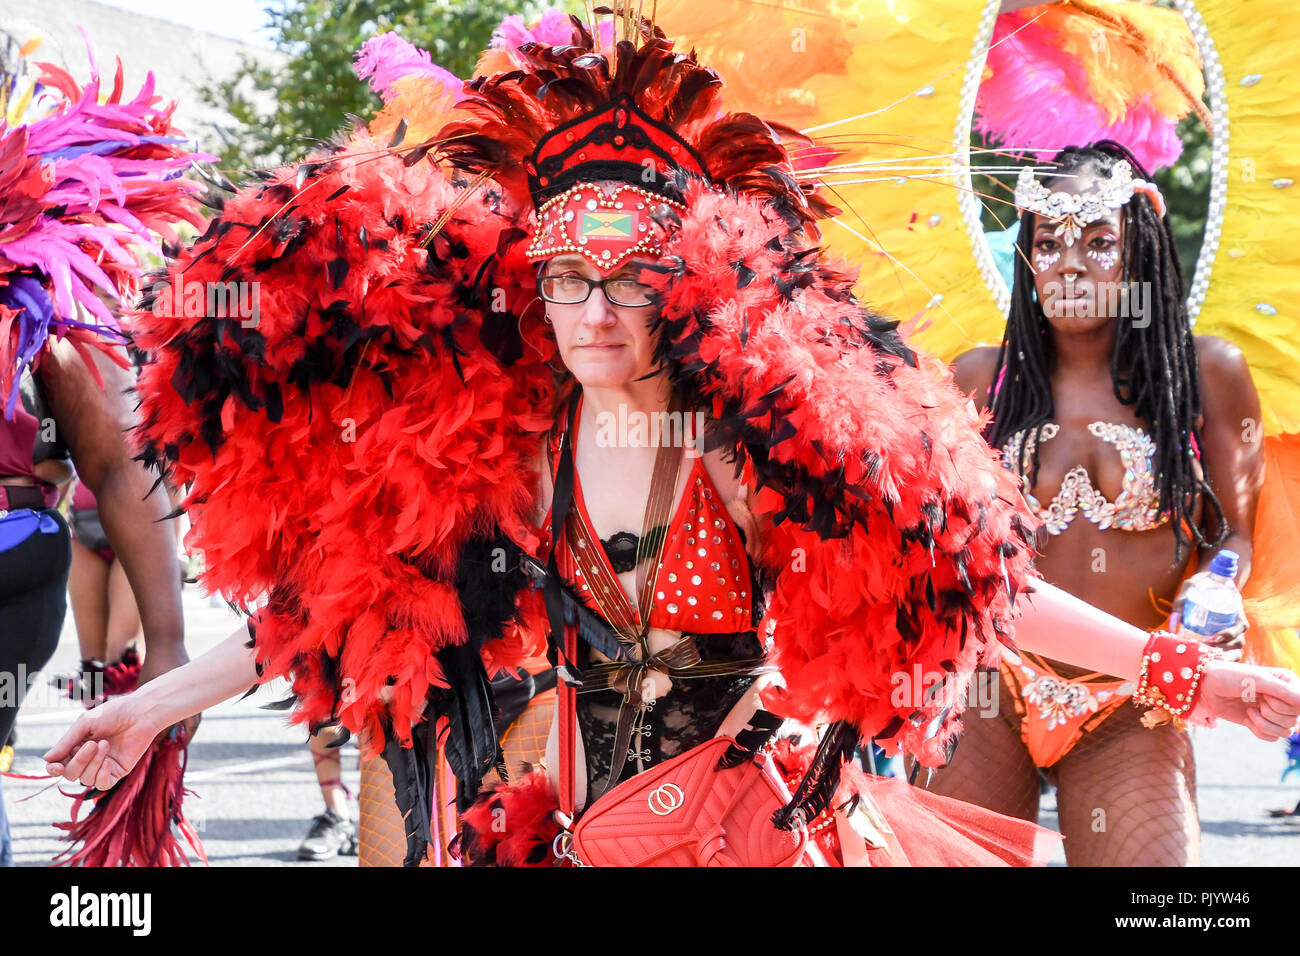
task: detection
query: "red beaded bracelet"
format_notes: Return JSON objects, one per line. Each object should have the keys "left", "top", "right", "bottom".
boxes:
{"left": 1133, "top": 630, "right": 1221, "bottom": 729}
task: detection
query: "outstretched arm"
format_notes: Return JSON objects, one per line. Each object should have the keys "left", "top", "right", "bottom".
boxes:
{"left": 44, "top": 624, "right": 260, "bottom": 790}
{"left": 1016, "top": 579, "right": 1300, "bottom": 739}
{"left": 40, "top": 340, "right": 186, "bottom": 684}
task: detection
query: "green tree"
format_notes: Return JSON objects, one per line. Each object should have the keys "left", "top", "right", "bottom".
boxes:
{"left": 200, "top": 0, "right": 567, "bottom": 175}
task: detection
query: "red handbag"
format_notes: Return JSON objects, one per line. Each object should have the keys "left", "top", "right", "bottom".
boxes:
{"left": 567, "top": 736, "right": 808, "bottom": 867}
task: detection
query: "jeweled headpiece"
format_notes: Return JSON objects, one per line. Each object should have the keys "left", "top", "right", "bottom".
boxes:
{"left": 436, "top": 16, "right": 837, "bottom": 272}
{"left": 1014, "top": 160, "right": 1165, "bottom": 245}
{"left": 522, "top": 95, "right": 696, "bottom": 270}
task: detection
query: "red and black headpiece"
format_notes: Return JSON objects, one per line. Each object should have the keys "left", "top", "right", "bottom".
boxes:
{"left": 436, "top": 15, "right": 837, "bottom": 270}
{"left": 526, "top": 93, "right": 706, "bottom": 207}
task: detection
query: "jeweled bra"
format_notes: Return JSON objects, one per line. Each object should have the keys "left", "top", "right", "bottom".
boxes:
{"left": 1000, "top": 421, "right": 1168, "bottom": 534}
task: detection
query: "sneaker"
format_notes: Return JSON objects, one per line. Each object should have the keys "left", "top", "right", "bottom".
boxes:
{"left": 297, "top": 809, "right": 357, "bottom": 861}
{"left": 50, "top": 659, "right": 105, "bottom": 704}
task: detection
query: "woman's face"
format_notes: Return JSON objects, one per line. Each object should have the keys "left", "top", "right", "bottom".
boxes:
{"left": 1030, "top": 171, "right": 1125, "bottom": 335}
{"left": 541, "top": 253, "right": 660, "bottom": 389}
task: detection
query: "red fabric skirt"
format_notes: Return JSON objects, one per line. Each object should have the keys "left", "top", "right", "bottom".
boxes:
{"left": 457, "top": 754, "right": 1061, "bottom": 867}
{"left": 837, "top": 774, "right": 1059, "bottom": 866}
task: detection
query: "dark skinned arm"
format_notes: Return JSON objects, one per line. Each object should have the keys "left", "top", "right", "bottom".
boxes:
{"left": 1167, "top": 336, "right": 1264, "bottom": 651}
{"left": 39, "top": 340, "right": 187, "bottom": 686}
{"left": 951, "top": 345, "right": 1001, "bottom": 414}
{"left": 1193, "top": 335, "right": 1264, "bottom": 583}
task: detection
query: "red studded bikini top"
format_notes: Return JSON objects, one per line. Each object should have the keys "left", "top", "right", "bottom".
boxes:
{"left": 538, "top": 404, "right": 754, "bottom": 635}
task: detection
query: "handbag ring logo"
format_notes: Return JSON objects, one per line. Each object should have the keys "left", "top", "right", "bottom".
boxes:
{"left": 647, "top": 782, "right": 685, "bottom": 816}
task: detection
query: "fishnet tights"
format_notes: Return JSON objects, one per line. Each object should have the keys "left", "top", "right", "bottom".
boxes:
{"left": 1053, "top": 702, "right": 1198, "bottom": 866}
{"left": 925, "top": 670, "right": 1199, "bottom": 866}
{"left": 358, "top": 752, "right": 418, "bottom": 867}
{"left": 357, "top": 690, "right": 557, "bottom": 867}
{"left": 924, "top": 671, "right": 1041, "bottom": 823}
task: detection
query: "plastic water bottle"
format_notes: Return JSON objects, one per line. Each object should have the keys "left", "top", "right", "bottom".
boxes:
{"left": 1177, "top": 550, "right": 1244, "bottom": 637}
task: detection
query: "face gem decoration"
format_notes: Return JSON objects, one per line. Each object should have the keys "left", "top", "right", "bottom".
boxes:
{"left": 1034, "top": 250, "right": 1061, "bottom": 273}
{"left": 1015, "top": 161, "right": 1161, "bottom": 247}
{"left": 1087, "top": 248, "right": 1120, "bottom": 271}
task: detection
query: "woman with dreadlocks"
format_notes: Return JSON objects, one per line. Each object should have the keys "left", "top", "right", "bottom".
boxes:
{"left": 41, "top": 17, "right": 1300, "bottom": 867}
{"left": 931, "top": 141, "right": 1265, "bottom": 866}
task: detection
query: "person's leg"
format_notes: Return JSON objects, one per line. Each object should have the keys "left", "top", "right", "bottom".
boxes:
{"left": 104, "top": 557, "right": 143, "bottom": 665}
{"left": 310, "top": 728, "right": 350, "bottom": 819}
{"left": 358, "top": 751, "right": 409, "bottom": 867}
{"left": 298, "top": 728, "right": 356, "bottom": 860}
{"left": 0, "top": 516, "right": 72, "bottom": 744}
{"left": 0, "top": 516, "right": 72, "bottom": 864}
{"left": 923, "top": 670, "right": 1042, "bottom": 822}
{"left": 66, "top": 534, "right": 109, "bottom": 663}
{"left": 1053, "top": 703, "right": 1198, "bottom": 866}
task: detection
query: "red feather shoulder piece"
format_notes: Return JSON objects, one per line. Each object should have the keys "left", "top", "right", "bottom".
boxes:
{"left": 132, "top": 138, "right": 553, "bottom": 748}
{"left": 649, "top": 179, "right": 1039, "bottom": 766}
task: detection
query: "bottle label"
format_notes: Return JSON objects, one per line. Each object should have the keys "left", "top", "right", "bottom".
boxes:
{"left": 1181, "top": 601, "right": 1239, "bottom": 637}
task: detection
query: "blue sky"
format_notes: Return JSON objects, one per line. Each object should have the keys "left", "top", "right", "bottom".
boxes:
{"left": 91, "top": 0, "right": 280, "bottom": 46}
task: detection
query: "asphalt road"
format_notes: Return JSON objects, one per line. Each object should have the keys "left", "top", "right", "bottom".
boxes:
{"left": 5, "top": 586, "right": 1298, "bottom": 866}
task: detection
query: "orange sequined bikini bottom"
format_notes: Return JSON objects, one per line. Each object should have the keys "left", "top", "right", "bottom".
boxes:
{"left": 1000, "top": 654, "right": 1137, "bottom": 768}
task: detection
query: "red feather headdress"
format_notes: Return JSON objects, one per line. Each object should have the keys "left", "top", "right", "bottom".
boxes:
{"left": 437, "top": 18, "right": 837, "bottom": 233}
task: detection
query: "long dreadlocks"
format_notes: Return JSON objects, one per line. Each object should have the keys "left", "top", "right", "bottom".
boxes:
{"left": 986, "top": 140, "right": 1225, "bottom": 559}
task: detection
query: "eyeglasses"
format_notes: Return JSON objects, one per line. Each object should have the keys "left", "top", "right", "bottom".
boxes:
{"left": 538, "top": 272, "right": 654, "bottom": 307}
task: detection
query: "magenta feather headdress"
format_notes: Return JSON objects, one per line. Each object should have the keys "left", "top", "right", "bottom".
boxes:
{"left": 976, "top": 3, "right": 1206, "bottom": 172}
{"left": 0, "top": 34, "right": 208, "bottom": 417}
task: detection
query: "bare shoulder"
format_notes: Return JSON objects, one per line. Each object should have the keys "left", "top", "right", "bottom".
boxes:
{"left": 1193, "top": 334, "right": 1261, "bottom": 431}
{"left": 38, "top": 340, "right": 135, "bottom": 430}
{"left": 950, "top": 345, "right": 1001, "bottom": 412}
{"left": 1194, "top": 334, "right": 1252, "bottom": 385}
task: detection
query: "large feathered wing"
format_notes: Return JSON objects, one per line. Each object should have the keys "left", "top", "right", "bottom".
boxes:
{"left": 132, "top": 139, "right": 553, "bottom": 750}
{"left": 651, "top": 179, "right": 1038, "bottom": 766}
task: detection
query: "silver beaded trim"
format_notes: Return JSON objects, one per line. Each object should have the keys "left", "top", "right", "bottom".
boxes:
{"left": 957, "top": 0, "right": 1011, "bottom": 315}
{"left": 1172, "top": 1, "right": 1228, "bottom": 327}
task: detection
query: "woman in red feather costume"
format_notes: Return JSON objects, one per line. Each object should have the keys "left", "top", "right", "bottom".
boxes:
{"left": 43, "top": 13, "right": 1300, "bottom": 866}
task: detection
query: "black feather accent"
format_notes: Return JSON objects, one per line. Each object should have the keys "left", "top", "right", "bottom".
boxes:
{"left": 295, "top": 162, "right": 320, "bottom": 191}
{"left": 259, "top": 696, "right": 297, "bottom": 711}
{"left": 732, "top": 260, "right": 756, "bottom": 289}
{"left": 402, "top": 142, "right": 432, "bottom": 167}
{"left": 381, "top": 717, "right": 434, "bottom": 866}
{"left": 263, "top": 381, "right": 284, "bottom": 423}
{"left": 387, "top": 118, "right": 407, "bottom": 149}
{"left": 327, "top": 257, "right": 350, "bottom": 290}
{"left": 773, "top": 720, "right": 859, "bottom": 830}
